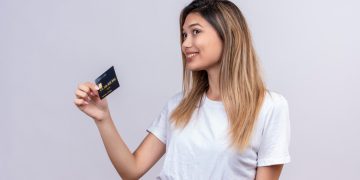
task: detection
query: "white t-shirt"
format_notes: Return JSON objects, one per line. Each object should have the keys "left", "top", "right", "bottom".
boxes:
{"left": 146, "top": 90, "right": 291, "bottom": 180}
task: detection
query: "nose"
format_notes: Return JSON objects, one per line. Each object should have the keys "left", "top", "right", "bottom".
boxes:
{"left": 182, "top": 36, "right": 192, "bottom": 50}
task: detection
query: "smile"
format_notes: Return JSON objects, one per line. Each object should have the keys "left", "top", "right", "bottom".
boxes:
{"left": 186, "top": 53, "right": 198, "bottom": 58}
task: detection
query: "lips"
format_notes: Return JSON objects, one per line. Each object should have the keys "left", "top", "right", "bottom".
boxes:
{"left": 185, "top": 52, "right": 199, "bottom": 59}
{"left": 186, "top": 52, "right": 198, "bottom": 58}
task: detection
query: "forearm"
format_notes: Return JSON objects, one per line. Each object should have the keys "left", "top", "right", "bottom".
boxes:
{"left": 95, "top": 116, "right": 138, "bottom": 180}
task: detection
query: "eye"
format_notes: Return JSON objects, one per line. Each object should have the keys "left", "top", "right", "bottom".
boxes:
{"left": 182, "top": 29, "right": 201, "bottom": 40}
{"left": 182, "top": 32, "right": 187, "bottom": 39}
{"left": 193, "top": 29, "right": 201, "bottom": 35}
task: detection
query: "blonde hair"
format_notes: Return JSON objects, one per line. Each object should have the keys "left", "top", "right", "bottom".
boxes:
{"left": 170, "top": 0, "right": 267, "bottom": 152}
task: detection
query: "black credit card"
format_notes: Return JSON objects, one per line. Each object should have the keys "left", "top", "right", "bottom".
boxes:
{"left": 95, "top": 66, "right": 120, "bottom": 99}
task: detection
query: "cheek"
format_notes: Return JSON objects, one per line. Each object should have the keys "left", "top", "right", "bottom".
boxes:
{"left": 196, "top": 37, "right": 222, "bottom": 63}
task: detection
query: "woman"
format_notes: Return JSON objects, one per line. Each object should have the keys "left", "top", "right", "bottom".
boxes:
{"left": 74, "top": 0, "right": 291, "bottom": 179}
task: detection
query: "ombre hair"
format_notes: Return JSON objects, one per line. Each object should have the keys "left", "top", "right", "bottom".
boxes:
{"left": 170, "top": 0, "right": 267, "bottom": 152}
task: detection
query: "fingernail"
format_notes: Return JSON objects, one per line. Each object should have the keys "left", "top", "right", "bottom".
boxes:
{"left": 95, "top": 85, "right": 99, "bottom": 90}
{"left": 83, "top": 101, "right": 89, "bottom": 105}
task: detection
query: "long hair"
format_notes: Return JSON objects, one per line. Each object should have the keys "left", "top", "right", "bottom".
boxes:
{"left": 170, "top": 0, "right": 267, "bottom": 152}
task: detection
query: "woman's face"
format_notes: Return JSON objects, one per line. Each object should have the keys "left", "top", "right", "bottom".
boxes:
{"left": 181, "top": 12, "right": 223, "bottom": 71}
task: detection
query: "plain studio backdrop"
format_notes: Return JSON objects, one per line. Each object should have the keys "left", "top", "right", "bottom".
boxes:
{"left": 1, "top": 0, "right": 359, "bottom": 179}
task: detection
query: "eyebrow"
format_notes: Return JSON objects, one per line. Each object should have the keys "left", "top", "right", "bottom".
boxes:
{"left": 182, "top": 23, "right": 203, "bottom": 30}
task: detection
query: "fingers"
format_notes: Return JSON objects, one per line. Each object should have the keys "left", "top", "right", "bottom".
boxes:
{"left": 75, "top": 89, "right": 91, "bottom": 101}
{"left": 84, "top": 82, "right": 100, "bottom": 97}
{"left": 78, "top": 83, "right": 91, "bottom": 94}
{"left": 74, "top": 98, "right": 89, "bottom": 106}
{"left": 74, "top": 82, "right": 100, "bottom": 106}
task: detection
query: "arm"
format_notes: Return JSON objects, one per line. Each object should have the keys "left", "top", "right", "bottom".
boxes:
{"left": 255, "top": 164, "right": 284, "bottom": 180}
{"left": 74, "top": 82, "right": 166, "bottom": 179}
{"left": 95, "top": 116, "right": 165, "bottom": 180}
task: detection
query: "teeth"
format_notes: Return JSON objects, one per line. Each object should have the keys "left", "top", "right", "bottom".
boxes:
{"left": 186, "top": 53, "right": 198, "bottom": 58}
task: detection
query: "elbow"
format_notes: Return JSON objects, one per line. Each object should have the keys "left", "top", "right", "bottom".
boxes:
{"left": 119, "top": 173, "right": 139, "bottom": 180}
{"left": 122, "top": 177, "right": 139, "bottom": 180}
{"left": 117, "top": 169, "right": 140, "bottom": 180}
{"left": 113, "top": 156, "right": 141, "bottom": 180}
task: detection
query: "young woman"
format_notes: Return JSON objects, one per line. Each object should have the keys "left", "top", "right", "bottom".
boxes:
{"left": 74, "top": 0, "right": 291, "bottom": 179}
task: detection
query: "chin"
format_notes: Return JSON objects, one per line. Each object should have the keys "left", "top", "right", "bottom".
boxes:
{"left": 186, "top": 64, "right": 205, "bottom": 71}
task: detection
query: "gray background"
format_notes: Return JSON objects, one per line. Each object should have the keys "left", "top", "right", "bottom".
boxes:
{"left": 1, "top": 0, "right": 359, "bottom": 179}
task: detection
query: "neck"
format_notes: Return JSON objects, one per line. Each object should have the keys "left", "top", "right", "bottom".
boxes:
{"left": 206, "top": 64, "right": 221, "bottom": 101}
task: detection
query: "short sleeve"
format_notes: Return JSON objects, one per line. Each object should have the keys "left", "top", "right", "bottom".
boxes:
{"left": 257, "top": 94, "right": 291, "bottom": 167}
{"left": 146, "top": 104, "right": 169, "bottom": 145}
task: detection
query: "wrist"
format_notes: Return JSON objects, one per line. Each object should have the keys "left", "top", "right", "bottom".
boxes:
{"left": 94, "top": 110, "right": 112, "bottom": 123}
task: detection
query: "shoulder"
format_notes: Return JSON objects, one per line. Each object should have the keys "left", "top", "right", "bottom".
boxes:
{"left": 262, "top": 90, "right": 289, "bottom": 113}
{"left": 161, "top": 91, "right": 184, "bottom": 113}
{"left": 257, "top": 90, "right": 290, "bottom": 128}
{"left": 170, "top": 91, "right": 185, "bottom": 102}
{"left": 167, "top": 91, "right": 184, "bottom": 105}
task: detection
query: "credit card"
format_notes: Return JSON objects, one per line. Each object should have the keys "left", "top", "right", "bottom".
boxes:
{"left": 95, "top": 66, "right": 120, "bottom": 99}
